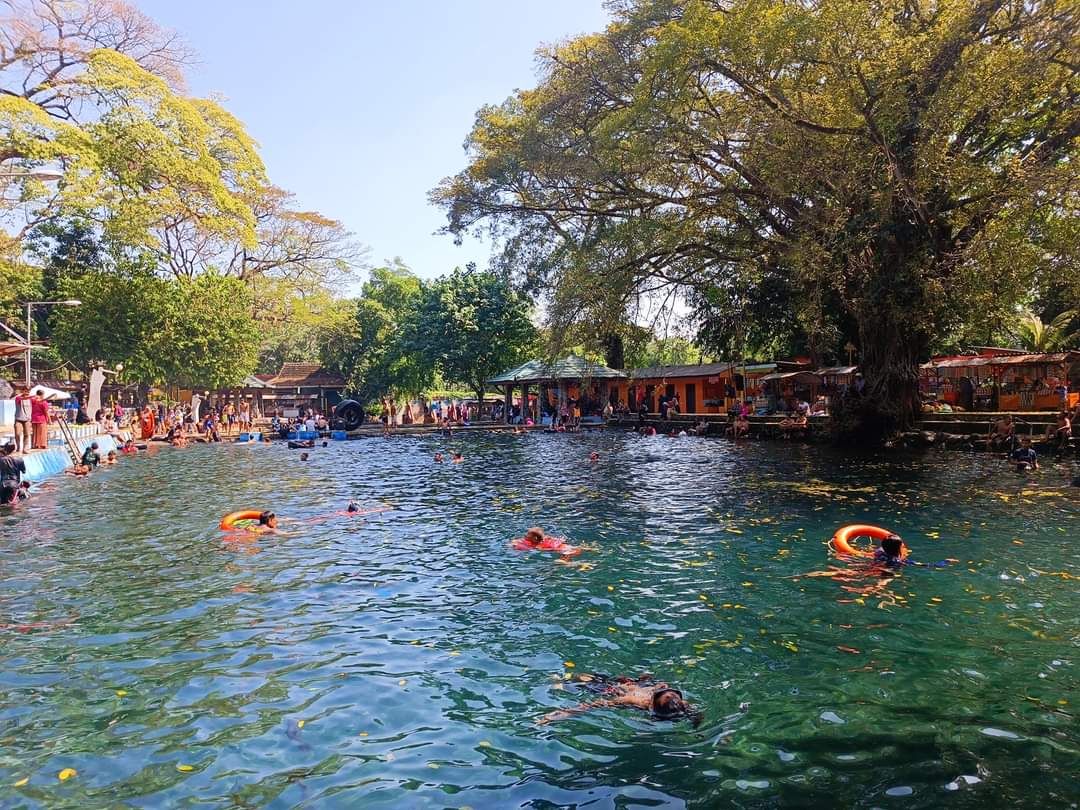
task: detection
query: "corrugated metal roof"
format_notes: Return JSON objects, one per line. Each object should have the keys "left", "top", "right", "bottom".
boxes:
{"left": 268, "top": 363, "right": 345, "bottom": 387}
{"left": 760, "top": 370, "right": 821, "bottom": 382}
{"left": 487, "top": 355, "right": 625, "bottom": 384}
{"left": 629, "top": 361, "right": 736, "bottom": 380}
{"left": 817, "top": 366, "right": 857, "bottom": 376}
{"left": 922, "top": 351, "right": 1078, "bottom": 370}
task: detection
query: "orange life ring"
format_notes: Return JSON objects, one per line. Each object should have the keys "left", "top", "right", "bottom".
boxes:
{"left": 220, "top": 510, "right": 264, "bottom": 530}
{"left": 830, "top": 524, "right": 908, "bottom": 559}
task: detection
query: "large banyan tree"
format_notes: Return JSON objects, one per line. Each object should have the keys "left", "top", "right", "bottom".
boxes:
{"left": 433, "top": 0, "right": 1080, "bottom": 439}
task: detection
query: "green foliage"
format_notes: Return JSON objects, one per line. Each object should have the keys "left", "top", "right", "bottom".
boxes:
{"left": 623, "top": 335, "right": 700, "bottom": 370}
{"left": 320, "top": 261, "right": 435, "bottom": 406}
{"left": 251, "top": 277, "right": 354, "bottom": 373}
{"left": 434, "top": 0, "right": 1080, "bottom": 435}
{"left": 1013, "top": 309, "right": 1079, "bottom": 352}
{"left": 51, "top": 271, "right": 257, "bottom": 390}
{"left": 412, "top": 269, "right": 539, "bottom": 401}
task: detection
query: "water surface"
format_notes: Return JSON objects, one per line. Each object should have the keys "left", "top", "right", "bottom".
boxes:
{"left": 1, "top": 433, "right": 1077, "bottom": 808}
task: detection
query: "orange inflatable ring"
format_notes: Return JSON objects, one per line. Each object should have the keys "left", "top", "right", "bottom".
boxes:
{"left": 220, "top": 510, "right": 264, "bottom": 530}
{"left": 830, "top": 524, "right": 908, "bottom": 559}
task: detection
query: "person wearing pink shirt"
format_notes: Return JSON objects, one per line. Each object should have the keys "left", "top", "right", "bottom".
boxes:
{"left": 29, "top": 389, "right": 50, "bottom": 450}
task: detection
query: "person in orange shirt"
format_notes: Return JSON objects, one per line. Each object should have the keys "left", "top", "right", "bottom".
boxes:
{"left": 139, "top": 405, "right": 156, "bottom": 440}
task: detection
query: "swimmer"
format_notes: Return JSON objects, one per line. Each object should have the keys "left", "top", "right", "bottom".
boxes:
{"left": 322, "top": 441, "right": 328, "bottom": 447}
{"left": 512, "top": 527, "right": 582, "bottom": 556}
{"left": 451, "top": 452, "right": 464, "bottom": 463}
{"left": 589, "top": 451, "right": 600, "bottom": 462}
{"left": 434, "top": 452, "right": 444, "bottom": 463}
{"left": 537, "top": 673, "right": 702, "bottom": 727}
{"left": 347, "top": 499, "right": 360, "bottom": 513}
{"left": 874, "top": 534, "right": 907, "bottom": 568}
{"left": 300, "top": 452, "right": 309, "bottom": 461}
{"left": 1010, "top": 437, "right": 1039, "bottom": 472}
{"left": 104, "top": 450, "right": 118, "bottom": 465}
{"left": 120, "top": 439, "right": 138, "bottom": 454}
{"left": 262, "top": 436, "right": 272, "bottom": 444}
{"left": 66, "top": 464, "right": 91, "bottom": 476}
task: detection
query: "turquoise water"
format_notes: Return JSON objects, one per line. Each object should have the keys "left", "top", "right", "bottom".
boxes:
{"left": 1, "top": 433, "right": 1077, "bottom": 808}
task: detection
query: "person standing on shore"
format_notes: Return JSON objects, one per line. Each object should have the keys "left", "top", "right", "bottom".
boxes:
{"left": 139, "top": 405, "right": 156, "bottom": 440}
{"left": 13, "top": 385, "right": 32, "bottom": 454}
{"left": 29, "top": 388, "right": 50, "bottom": 450}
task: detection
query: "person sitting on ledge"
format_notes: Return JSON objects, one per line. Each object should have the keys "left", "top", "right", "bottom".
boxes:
{"left": 989, "top": 414, "right": 1015, "bottom": 452}
{"left": 778, "top": 413, "right": 808, "bottom": 438}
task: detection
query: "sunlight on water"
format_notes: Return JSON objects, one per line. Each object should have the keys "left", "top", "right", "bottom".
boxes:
{"left": 1, "top": 433, "right": 1077, "bottom": 808}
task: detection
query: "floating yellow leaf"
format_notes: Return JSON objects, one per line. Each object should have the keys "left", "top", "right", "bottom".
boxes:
{"left": 14, "top": 777, "right": 28, "bottom": 787}
{"left": 607, "top": 585, "right": 614, "bottom": 591}
{"left": 564, "top": 661, "right": 575, "bottom": 668}
{"left": 58, "top": 768, "right": 77, "bottom": 781}
{"left": 478, "top": 740, "right": 492, "bottom": 747}
{"left": 297, "top": 720, "right": 305, "bottom": 728}
{"left": 608, "top": 626, "right": 617, "bottom": 632}
{"left": 398, "top": 679, "right": 407, "bottom": 686}
{"left": 115, "top": 689, "right": 127, "bottom": 697}
{"left": 359, "top": 732, "right": 368, "bottom": 737}
{"left": 177, "top": 764, "right": 194, "bottom": 772}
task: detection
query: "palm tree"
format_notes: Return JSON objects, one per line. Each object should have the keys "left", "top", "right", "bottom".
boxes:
{"left": 1014, "top": 308, "right": 1079, "bottom": 352}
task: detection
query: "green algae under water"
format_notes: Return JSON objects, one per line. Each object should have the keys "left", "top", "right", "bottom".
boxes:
{"left": 0, "top": 433, "right": 1077, "bottom": 809}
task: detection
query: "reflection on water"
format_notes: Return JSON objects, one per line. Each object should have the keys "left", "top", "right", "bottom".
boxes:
{"left": 1, "top": 433, "right": 1077, "bottom": 808}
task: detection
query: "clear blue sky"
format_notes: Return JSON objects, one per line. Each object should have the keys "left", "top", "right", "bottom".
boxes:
{"left": 136, "top": 0, "right": 611, "bottom": 287}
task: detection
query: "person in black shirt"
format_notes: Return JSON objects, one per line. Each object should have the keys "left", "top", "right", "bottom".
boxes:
{"left": 0, "top": 443, "right": 27, "bottom": 505}
{"left": 81, "top": 442, "right": 101, "bottom": 469}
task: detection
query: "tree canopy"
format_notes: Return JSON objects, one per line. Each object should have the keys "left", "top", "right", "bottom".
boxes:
{"left": 1, "top": 0, "right": 365, "bottom": 389}
{"left": 320, "top": 261, "right": 436, "bottom": 407}
{"left": 412, "top": 268, "right": 539, "bottom": 403}
{"left": 433, "top": 0, "right": 1080, "bottom": 436}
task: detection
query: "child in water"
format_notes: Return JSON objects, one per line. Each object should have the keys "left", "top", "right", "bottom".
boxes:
{"left": 1011, "top": 437, "right": 1039, "bottom": 472}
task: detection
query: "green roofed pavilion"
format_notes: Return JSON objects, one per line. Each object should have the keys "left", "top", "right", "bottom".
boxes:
{"left": 487, "top": 355, "right": 625, "bottom": 424}
{"left": 487, "top": 355, "right": 625, "bottom": 385}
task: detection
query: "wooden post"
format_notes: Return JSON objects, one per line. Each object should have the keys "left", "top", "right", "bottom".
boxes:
{"left": 504, "top": 384, "right": 513, "bottom": 423}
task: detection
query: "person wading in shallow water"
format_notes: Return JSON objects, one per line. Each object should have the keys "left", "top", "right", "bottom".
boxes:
{"left": 536, "top": 674, "right": 703, "bottom": 727}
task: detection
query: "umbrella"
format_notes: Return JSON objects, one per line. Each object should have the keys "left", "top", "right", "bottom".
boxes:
{"left": 31, "top": 384, "right": 71, "bottom": 401}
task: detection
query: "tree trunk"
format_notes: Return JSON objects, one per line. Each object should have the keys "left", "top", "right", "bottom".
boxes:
{"left": 603, "top": 333, "right": 625, "bottom": 370}
{"left": 836, "top": 244, "right": 930, "bottom": 443}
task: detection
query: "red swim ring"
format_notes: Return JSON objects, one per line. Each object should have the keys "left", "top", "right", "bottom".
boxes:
{"left": 830, "top": 524, "right": 908, "bottom": 559}
{"left": 220, "top": 510, "right": 264, "bottom": 530}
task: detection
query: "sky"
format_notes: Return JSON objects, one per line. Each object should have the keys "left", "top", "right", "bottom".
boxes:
{"left": 135, "top": 0, "right": 612, "bottom": 287}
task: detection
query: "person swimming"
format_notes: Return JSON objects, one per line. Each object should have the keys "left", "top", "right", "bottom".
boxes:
{"left": 451, "top": 452, "right": 464, "bottom": 463}
{"left": 512, "top": 527, "right": 583, "bottom": 556}
{"left": 589, "top": 451, "right": 600, "bottom": 461}
{"left": 537, "top": 673, "right": 702, "bottom": 727}
{"left": 874, "top": 533, "right": 907, "bottom": 568}
{"left": 347, "top": 500, "right": 360, "bottom": 513}
{"left": 434, "top": 452, "right": 444, "bottom": 463}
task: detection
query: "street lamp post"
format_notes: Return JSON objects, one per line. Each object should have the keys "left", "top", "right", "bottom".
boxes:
{"left": 0, "top": 166, "right": 64, "bottom": 182}
{"left": 24, "top": 300, "right": 81, "bottom": 386}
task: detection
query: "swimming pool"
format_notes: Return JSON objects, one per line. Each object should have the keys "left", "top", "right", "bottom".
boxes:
{"left": 1, "top": 433, "right": 1077, "bottom": 808}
